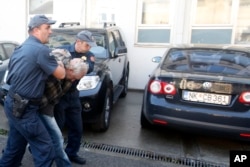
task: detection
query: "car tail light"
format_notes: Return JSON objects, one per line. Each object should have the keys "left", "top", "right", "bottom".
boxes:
{"left": 240, "top": 133, "right": 250, "bottom": 138}
{"left": 148, "top": 80, "right": 176, "bottom": 95}
{"left": 238, "top": 92, "right": 250, "bottom": 104}
{"left": 153, "top": 119, "right": 168, "bottom": 125}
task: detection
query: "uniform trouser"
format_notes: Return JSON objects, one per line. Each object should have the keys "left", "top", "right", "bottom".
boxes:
{"left": 39, "top": 113, "right": 72, "bottom": 167}
{"left": 0, "top": 95, "right": 55, "bottom": 167}
{"left": 54, "top": 91, "right": 83, "bottom": 158}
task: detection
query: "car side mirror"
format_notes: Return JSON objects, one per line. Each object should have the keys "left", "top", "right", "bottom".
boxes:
{"left": 152, "top": 56, "right": 162, "bottom": 63}
{"left": 114, "top": 46, "right": 127, "bottom": 57}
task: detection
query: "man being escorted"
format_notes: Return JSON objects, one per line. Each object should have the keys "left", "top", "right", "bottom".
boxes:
{"left": 0, "top": 15, "right": 65, "bottom": 167}
{"left": 54, "top": 30, "right": 96, "bottom": 165}
{"left": 39, "top": 49, "right": 89, "bottom": 167}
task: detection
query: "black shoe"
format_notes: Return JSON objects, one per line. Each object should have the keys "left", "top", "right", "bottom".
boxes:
{"left": 69, "top": 156, "right": 86, "bottom": 165}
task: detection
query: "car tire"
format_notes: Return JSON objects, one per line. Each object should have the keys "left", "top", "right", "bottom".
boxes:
{"left": 140, "top": 108, "right": 152, "bottom": 129}
{"left": 92, "top": 87, "right": 112, "bottom": 132}
{"left": 120, "top": 68, "right": 129, "bottom": 98}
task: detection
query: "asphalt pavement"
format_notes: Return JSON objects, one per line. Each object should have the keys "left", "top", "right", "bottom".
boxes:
{"left": 0, "top": 90, "right": 249, "bottom": 167}
{"left": 0, "top": 134, "right": 183, "bottom": 167}
{"left": 0, "top": 90, "right": 185, "bottom": 167}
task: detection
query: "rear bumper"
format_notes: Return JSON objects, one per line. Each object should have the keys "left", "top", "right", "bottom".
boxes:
{"left": 142, "top": 93, "right": 250, "bottom": 140}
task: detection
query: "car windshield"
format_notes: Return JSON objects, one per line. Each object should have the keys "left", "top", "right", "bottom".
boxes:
{"left": 48, "top": 30, "right": 107, "bottom": 58}
{"left": 162, "top": 48, "right": 250, "bottom": 77}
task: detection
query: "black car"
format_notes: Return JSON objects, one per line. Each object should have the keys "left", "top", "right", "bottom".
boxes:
{"left": 49, "top": 22, "right": 129, "bottom": 132}
{"left": 141, "top": 44, "right": 250, "bottom": 141}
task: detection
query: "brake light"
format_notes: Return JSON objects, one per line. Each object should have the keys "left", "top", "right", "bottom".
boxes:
{"left": 153, "top": 119, "right": 168, "bottom": 125}
{"left": 148, "top": 80, "right": 176, "bottom": 95}
{"left": 240, "top": 133, "right": 250, "bottom": 138}
{"left": 238, "top": 92, "right": 250, "bottom": 104}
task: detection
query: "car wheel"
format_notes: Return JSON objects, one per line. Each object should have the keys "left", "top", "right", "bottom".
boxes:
{"left": 92, "top": 87, "right": 112, "bottom": 132}
{"left": 140, "top": 108, "right": 152, "bottom": 129}
{"left": 120, "top": 69, "right": 129, "bottom": 98}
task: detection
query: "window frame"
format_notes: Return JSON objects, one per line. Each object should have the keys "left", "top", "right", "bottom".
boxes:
{"left": 190, "top": 0, "right": 247, "bottom": 45}
{"left": 135, "top": 0, "right": 175, "bottom": 46}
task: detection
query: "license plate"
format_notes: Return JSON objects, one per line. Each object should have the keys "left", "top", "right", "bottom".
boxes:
{"left": 182, "top": 90, "right": 231, "bottom": 105}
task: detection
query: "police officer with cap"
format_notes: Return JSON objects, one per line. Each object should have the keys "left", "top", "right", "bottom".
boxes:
{"left": 54, "top": 30, "right": 96, "bottom": 165}
{"left": 0, "top": 15, "right": 65, "bottom": 167}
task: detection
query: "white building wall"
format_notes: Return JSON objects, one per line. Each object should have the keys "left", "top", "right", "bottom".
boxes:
{"left": 114, "top": 0, "right": 168, "bottom": 90}
{"left": 0, "top": 0, "right": 27, "bottom": 43}
{"left": 53, "top": 0, "right": 86, "bottom": 27}
{"left": 115, "top": 0, "right": 189, "bottom": 90}
{"left": 0, "top": 0, "right": 192, "bottom": 90}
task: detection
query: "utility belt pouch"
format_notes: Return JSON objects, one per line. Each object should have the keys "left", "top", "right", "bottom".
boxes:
{"left": 12, "top": 93, "right": 29, "bottom": 118}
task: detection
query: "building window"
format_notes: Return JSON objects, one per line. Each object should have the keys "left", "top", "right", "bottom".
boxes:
{"left": 29, "top": 0, "right": 53, "bottom": 14}
{"left": 191, "top": 0, "right": 233, "bottom": 44}
{"left": 141, "top": 0, "right": 170, "bottom": 24}
{"left": 136, "top": 0, "right": 172, "bottom": 45}
{"left": 195, "top": 0, "right": 232, "bottom": 24}
{"left": 191, "top": 0, "right": 250, "bottom": 45}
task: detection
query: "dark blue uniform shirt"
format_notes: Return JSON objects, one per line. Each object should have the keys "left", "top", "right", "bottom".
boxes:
{"left": 7, "top": 35, "right": 58, "bottom": 99}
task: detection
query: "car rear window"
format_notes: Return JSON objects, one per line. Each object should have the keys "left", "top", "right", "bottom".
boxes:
{"left": 162, "top": 48, "right": 250, "bottom": 77}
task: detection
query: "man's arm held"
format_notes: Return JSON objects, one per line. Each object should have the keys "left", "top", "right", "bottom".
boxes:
{"left": 52, "top": 61, "right": 66, "bottom": 79}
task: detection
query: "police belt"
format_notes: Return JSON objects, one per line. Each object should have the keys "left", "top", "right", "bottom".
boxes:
{"left": 8, "top": 90, "right": 41, "bottom": 106}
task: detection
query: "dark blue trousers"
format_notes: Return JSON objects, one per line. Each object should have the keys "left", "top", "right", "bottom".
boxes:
{"left": 0, "top": 95, "right": 55, "bottom": 167}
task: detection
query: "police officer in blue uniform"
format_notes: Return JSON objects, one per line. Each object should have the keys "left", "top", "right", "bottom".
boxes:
{"left": 0, "top": 15, "right": 66, "bottom": 167}
{"left": 54, "top": 30, "right": 96, "bottom": 165}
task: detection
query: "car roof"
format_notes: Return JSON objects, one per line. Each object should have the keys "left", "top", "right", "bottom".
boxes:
{"left": 53, "top": 22, "right": 119, "bottom": 33}
{"left": 168, "top": 44, "right": 250, "bottom": 52}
